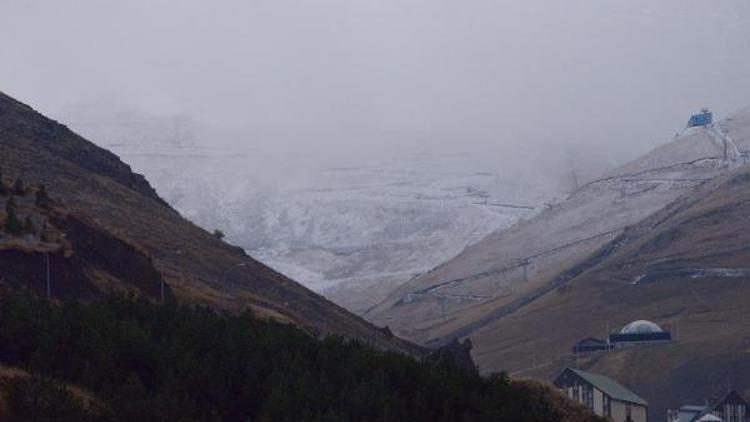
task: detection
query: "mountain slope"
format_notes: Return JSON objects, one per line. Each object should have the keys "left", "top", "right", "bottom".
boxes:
{"left": 471, "top": 162, "right": 750, "bottom": 419}
{"left": 369, "top": 106, "right": 750, "bottom": 418}
{"left": 0, "top": 90, "right": 421, "bottom": 355}
{"left": 370, "top": 107, "right": 750, "bottom": 346}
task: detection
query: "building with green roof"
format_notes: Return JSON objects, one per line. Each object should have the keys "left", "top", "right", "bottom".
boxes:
{"left": 555, "top": 368, "right": 648, "bottom": 422}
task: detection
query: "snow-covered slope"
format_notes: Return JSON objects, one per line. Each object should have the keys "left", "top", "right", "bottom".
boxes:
{"left": 121, "top": 150, "right": 559, "bottom": 313}
{"left": 56, "top": 105, "right": 580, "bottom": 313}
{"left": 369, "top": 108, "right": 750, "bottom": 343}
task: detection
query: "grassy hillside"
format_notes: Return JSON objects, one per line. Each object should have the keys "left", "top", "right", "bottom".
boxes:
{"left": 0, "top": 291, "right": 603, "bottom": 422}
{"left": 367, "top": 107, "right": 750, "bottom": 418}
{"left": 368, "top": 109, "right": 750, "bottom": 419}
{"left": 470, "top": 165, "right": 750, "bottom": 419}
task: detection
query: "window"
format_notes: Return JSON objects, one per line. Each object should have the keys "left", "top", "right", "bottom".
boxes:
{"left": 584, "top": 387, "right": 594, "bottom": 409}
{"left": 603, "top": 395, "right": 611, "bottom": 417}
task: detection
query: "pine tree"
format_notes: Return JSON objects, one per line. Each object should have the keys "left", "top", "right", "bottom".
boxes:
{"left": 24, "top": 215, "right": 36, "bottom": 236}
{"left": 12, "top": 178, "right": 25, "bottom": 196}
{"left": 5, "top": 197, "right": 23, "bottom": 235}
{"left": 35, "top": 184, "right": 51, "bottom": 209}
{"left": 5, "top": 195, "right": 14, "bottom": 213}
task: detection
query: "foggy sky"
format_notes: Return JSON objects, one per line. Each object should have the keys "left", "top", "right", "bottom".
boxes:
{"left": 1, "top": 0, "right": 749, "bottom": 161}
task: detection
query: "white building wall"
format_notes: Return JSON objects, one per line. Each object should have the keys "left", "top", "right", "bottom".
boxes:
{"left": 593, "top": 388, "right": 604, "bottom": 415}
{"left": 610, "top": 400, "right": 647, "bottom": 422}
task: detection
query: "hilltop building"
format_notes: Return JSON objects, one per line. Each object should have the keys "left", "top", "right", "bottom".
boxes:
{"left": 573, "top": 320, "right": 673, "bottom": 354}
{"left": 608, "top": 320, "right": 672, "bottom": 348}
{"left": 667, "top": 391, "right": 749, "bottom": 422}
{"left": 554, "top": 368, "right": 648, "bottom": 422}
{"left": 687, "top": 108, "right": 713, "bottom": 128}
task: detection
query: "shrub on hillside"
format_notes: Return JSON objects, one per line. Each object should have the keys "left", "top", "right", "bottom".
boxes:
{"left": 23, "top": 215, "right": 36, "bottom": 236}
{"left": 35, "top": 184, "right": 52, "bottom": 209}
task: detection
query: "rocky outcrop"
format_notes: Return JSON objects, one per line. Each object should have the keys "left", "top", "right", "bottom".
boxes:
{"left": 0, "top": 92, "right": 164, "bottom": 205}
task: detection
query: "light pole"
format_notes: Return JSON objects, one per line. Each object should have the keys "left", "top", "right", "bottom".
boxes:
{"left": 46, "top": 252, "right": 51, "bottom": 299}
{"left": 46, "top": 234, "right": 66, "bottom": 300}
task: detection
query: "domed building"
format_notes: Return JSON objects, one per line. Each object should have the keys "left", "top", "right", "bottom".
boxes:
{"left": 620, "top": 320, "right": 664, "bottom": 334}
{"left": 609, "top": 319, "right": 672, "bottom": 348}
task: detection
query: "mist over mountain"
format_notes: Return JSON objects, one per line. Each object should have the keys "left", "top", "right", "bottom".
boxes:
{"left": 58, "top": 104, "right": 621, "bottom": 312}
{"left": 4, "top": 1, "right": 748, "bottom": 315}
{"left": 4, "top": 0, "right": 750, "bottom": 157}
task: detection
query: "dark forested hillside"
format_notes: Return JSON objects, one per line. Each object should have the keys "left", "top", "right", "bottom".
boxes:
{"left": 0, "top": 292, "right": 602, "bottom": 422}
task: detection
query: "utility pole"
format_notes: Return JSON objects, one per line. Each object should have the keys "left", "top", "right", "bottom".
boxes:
{"left": 724, "top": 136, "right": 728, "bottom": 161}
{"left": 606, "top": 323, "right": 610, "bottom": 350}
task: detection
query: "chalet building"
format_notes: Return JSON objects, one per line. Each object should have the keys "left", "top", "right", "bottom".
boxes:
{"left": 667, "top": 391, "right": 749, "bottom": 422}
{"left": 555, "top": 368, "right": 648, "bottom": 422}
{"left": 609, "top": 320, "right": 672, "bottom": 348}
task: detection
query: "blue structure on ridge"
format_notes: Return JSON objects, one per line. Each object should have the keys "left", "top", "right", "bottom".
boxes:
{"left": 687, "top": 108, "right": 713, "bottom": 128}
